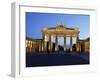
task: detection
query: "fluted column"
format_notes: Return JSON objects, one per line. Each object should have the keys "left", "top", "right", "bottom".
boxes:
{"left": 55, "top": 35, "right": 58, "bottom": 51}
{"left": 76, "top": 36, "right": 79, "bottom": 52}
{"left": 39, "top": 42, "right": 41, "bottom": 52}
{"left": 43, "top": 34, "right": 47, "bottom": 52}
{"left": 64, "top": 35, "right": 66, "bottom": 51}
{"left": 49, "top": 35, "right": 53, "bottom": 51}
{"left": 70, "top": 36, "right": 72, "bottom": 52}
{"left": 41, "top": 40, "right": 44, "bottom": 52}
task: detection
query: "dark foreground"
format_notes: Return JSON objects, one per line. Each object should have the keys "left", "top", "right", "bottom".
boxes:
{"left": 26, "top": 52, "right": 89, "bottom": 67}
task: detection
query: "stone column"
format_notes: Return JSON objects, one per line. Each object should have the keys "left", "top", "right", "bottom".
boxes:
{"left": 76, "top": 36, "right": 79, "bottom": 52}
{"left": 41, "top": 40, "right": 44, "bottom": 52}
{"left": 55, "top": 35, "right": 58, "bottom": 51}
{"left": 64, "top": 35, "right": 66, "bottom": 51}
{"left": 70, "top": 36, "right": 72, "bottom": 52}
{"left": 43, "top": 34, "right": 47, "bottom": 52}
{"left": 39, "top": 42, "right": 41, "bottom": 52}
{"left": 49, "top": 35, "right": 53, "bottom": 51}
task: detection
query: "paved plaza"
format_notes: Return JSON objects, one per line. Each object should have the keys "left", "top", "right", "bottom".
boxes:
{"left": 26, "top": 52, "right": 89, "bottom": 67}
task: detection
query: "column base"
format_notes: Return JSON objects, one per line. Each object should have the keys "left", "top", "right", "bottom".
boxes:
{"left": 70, "top": 48, "right": 72, "bottom": 52}
{"left": 64, "top": 48, "right": 66, "bottom": 52}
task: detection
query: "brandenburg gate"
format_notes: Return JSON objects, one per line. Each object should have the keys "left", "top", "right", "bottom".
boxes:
{"left": 42, "top": 24, "right": 80, "bottom": 52}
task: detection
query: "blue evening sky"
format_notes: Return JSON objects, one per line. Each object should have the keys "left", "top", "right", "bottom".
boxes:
{"left": 26, "top": 12, "right": 89, "bottom": 47}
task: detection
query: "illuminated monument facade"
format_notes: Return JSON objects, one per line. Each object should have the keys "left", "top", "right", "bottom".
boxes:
{"left": 26, "top": 24, "right": 89, "bottom": 54}
{"left": 42, "top": 24, "right": 79, "bottom": 52}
